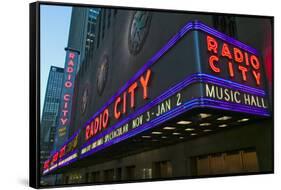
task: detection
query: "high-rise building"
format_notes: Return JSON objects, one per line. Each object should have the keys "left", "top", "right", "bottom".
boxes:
{"left": 67, "top": 7, "right": 100, "bottom": 71}
{"left": 52, "top": 7, "right": 100, "bottom": 150}
{"left": 40, "top": 66, "right": 64, "bottom": 166}
{"left": 84, "top": 8, "right": 100, "bottom": 55}
{"left": 54, "top": 10, "right": 272, "bottom": 184}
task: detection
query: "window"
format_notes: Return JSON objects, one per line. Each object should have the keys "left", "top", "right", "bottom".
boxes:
{"left": 107, "top": 9, "right": 111, "bottom": 29}
{"left": 103, "top": 169, "right": 114, "bottom": 182}
{"left": 153, "top": 161, "right": 172, "bottom": 178}
{"left": 65, "top": 175, "right": 69, "bottom": 184}
{"left": 242, "top": 150, "right": 259, "bottom": 172}
{"left": 197, "top": 155, "right": 209, "bottom": 175}
{"left": 102, "top": 10, "right": 106, "bottom": 39}
{"left": 125, "top": 165, "right": 136, "bottom": 180}
{"left": 142, "top": 168, "right": 152, "bottom": 179}
{"left": 85, "top": 172, "right": 89, "bottom": 183}
{"left": 97, "top": 15, "right": 101, "bottom": 48}
{"left": 116, "top": 167, "right": 122, "bottom": 181}
{"left": 87, "top": 22, "right": 91, "bottom": 36}
{"left": 224, "top": 151, "right": 243, "bottom": 173}
{"left": 91, "top": 171, "right": 100, "bottom": 182}
{"left": 114, "top": 9, "right": 117, "bottom": 17}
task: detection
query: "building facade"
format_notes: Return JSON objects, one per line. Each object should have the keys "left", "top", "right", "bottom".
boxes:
{"left": 52, "top": 7, "right": 100, "bottom": 151}
{"left": 42, "top": 8, "right": 273, "bottom": 186}
{"left": 40, "top": 66, "right": 64, "bottom": 166}
{"left": 67, "top": 7, "right": 100, "bottom": 71}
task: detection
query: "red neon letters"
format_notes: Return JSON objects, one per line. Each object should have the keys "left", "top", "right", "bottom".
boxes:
{"left": 51, "top": 152, "right": 59, "bottom": 165}
{"left": 59, "top": 145, "right": 66, "bottom": 159}
{"left": 85, "top": 108, "right": 109, "bottom": 141}
{"left": 43, "top": 160, "right": 50, "bottom": 170}
{"left": 60, "top": 52, "right": 76, "bottom": 127}
{"left": 206, "top": 35, "right": 261, "bottom": 86}
{"left": 113, "top": 69, "right": 151, "bottom": 120}
{"left": 85, "top": 69, "right": 152, "bottom": 141}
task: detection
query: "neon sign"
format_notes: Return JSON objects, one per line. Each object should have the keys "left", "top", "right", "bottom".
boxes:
{"left": 79, "top": 73, "right": 269, "bottom": 159}
{"left": 54, "top": 48, "right": 80, "bottom": 150}
{"left": 43, "top": 21, "right": 270, "bottom": 175}
{"left": 85, "top": 69, "right": 152, "bottom": 141}
{"left": 60, "top": 52, "right": 76, "bottom": 129}
{"left": 206, "top": 35, "right": 261, "bottom": 85}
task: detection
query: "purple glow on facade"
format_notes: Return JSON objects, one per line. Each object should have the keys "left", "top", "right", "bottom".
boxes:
{"left": 197, "top": 73, "right": 265, "bottom": 96}
{"left": 51, "top": 21, "right": 260, "bottom": 155}
{"left": 193, "top": 21, "right": 259, "bottom": 55}
{"left": 43, "top": 21, "right": 268, "bottom": 174}
{"left": 80, "top": 96, "right": 269, "bottom": 159}
{"left": 79, "top": 73, "right": 268, "bottom": 153}
{"left": 43, "top": 150, "right": 78, "bottom": 175}
{"left": 57, "top": 151, "right": 78, "bottom": 168}
{"left": 78, "top": 21, "right": 261, "bottom": 144}
{"left": 45, "top": 71, "right": 269, "bottom": 173}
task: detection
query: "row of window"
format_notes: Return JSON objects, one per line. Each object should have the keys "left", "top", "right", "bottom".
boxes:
{"left": 87, "top": 161, "right": 173, "bottom": 183}
{"left": 95, "top": 9, "right": 117, "bottom": 50}
{"left": 85, "top": 165, "right": 136, "bottom": 183}
{"left": 64, "top": 148, "right": 259, "bottom": 184}
{"left": 65, "top": 160, "right": 173, "bottom": 184}
{"left": 43, "top": 102, "right": 60, "bottom": 113}
{"left": 48, "top": 72, "right": 64, "bottom": 83}
{"left": 79, "top": 8, "right": 118, "bottom": 79}
{"left": 85, "top": 8, "right": 98, "bottom": 53}
{"left": 45, "top": 82, "right": 63, "bottom": 98}
{"left": 41, "top": 111, "right": 57, "bottom": 119}
{"left": 49, "top": 79, "right": 63, "bottom": 87}
{"left": 195, "top": 149, "right": 259, "bottom": 175}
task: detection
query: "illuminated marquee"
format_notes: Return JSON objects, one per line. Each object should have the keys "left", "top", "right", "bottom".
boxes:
{"left": 85, "top": 69, "right": 152, "bottom": 141}
{"left": 43, "top": 21, "right": 270, "bottom": 175}
{"left": 44, "top": 132, "right": 79, "bottom": 173}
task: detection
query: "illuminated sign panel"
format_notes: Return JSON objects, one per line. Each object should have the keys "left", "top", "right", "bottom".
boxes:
{"left": 46, "top": 133, "right": 79, "bottom": 173}
{"left": 204, "top": 35, "right": 263, "bottom": 87}
{"left": 43, "top": 21, "right": 270, "bottom": 175}
{"left": 80, "top": 80, "right": 203, "bottom": 158}
{"left": 205, "top": 83, "right": 267, "bottom": 108}
{"left": 199, "top": 33, "right": 268, "bottom": 112}
{"left": 54, "top": 48, "right": 79, "bottom": 150}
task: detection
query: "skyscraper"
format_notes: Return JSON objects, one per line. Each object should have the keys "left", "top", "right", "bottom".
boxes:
{"left": 67, "top": 7, "right": 100, "bottom": 71}
{"left": 52, "top": 7, "right": 100, "bottom": 150}
{"left": 84, "top": 8, "right": 100, "bottom": 55}
{"left": 40, "top": 66, "right": 64, "bottom": 166}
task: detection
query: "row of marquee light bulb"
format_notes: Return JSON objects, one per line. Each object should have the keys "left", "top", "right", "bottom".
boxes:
{"left": 141, "top": 113, "right": 250, "bottom": 140}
